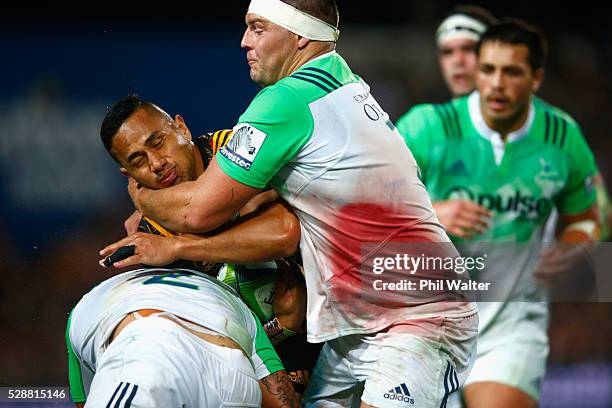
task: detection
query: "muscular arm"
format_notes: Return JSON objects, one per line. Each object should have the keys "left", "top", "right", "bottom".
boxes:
{"left": 174, "top": 200, "right": 300, "bottom": 263}
{"left": 130, "top": 159, "right": 261, "bottom": 233}
{"left": 100, "top": 198, "right": 300, "bottom": 268}
{"left": 259, "top": 371, "right": 300, "bottom": 408}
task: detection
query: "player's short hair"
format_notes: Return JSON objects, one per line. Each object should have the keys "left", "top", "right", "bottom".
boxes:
{"left": 100, "top": 94, "right": 158, "bottom": 161}
{"left": 281, "top": 0, "right": 339, "bottom": 28}
{"left": 441, "top": 5, "right": 497, "bottom": 28}
{"left": 477, "top": 19, "right": 548, "bottom": 71}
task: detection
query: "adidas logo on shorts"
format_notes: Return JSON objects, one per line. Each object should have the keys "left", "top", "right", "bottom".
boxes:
{"left": 383, "top": 382, "right": 415, "bottom": 404}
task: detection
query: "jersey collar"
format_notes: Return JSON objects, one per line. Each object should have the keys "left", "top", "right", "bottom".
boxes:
{"left": 468, "top": 91, "right": 535, "bottom": 165}
{"left": 295, "top": 50, "right": 337, "bottom": 74}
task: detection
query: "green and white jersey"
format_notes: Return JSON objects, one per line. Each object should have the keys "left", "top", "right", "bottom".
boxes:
{"left": 397, "top": 92, "right": 597, "bottom": 328}
{"left": 65, "top": 268, "right": 283, "bottom": 404}
{"left": 218, "top": 261, "right": 280, "bottom": 323}
{"left": 217, "top": 51, "right": 476, "bottom": 343}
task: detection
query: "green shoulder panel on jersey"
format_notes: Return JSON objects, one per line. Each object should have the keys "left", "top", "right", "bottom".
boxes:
{"left": 287, "top": 51, "right": 359, "bottom": 101}
{"left": 66, "top": 310, "right": 86, "bottom": 403}
{"left": 534, "top": 98, "right": 598, "bottom": 214}
{"left": 216, "top": 82, "right": 313, "bottom": 189}
{"left": 396, "top": 96, "right": 469, "bottom": 181}
{"left": 433, "top": 100, "right": 464, "bottom": 139}
{"left": 534, "top": 97, "right": 577, "bottom": 149}
{"left": 396, "top": 104, "right": 440, "bottom": 182}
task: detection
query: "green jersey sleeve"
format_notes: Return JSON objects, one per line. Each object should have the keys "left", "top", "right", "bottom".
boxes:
{"left": 396, "top": 104, "right": 440, "bottom": 183}
{"left": 556, "top": 120, "right": 598, "bottom": 214}
{"left": 251, "top": 310, "right": 285, "bottom": 378}
{"left": 66, "top": 311, "right": 86, "bottom": 403}
{"left": 216, "top": 84, "right": 313, "bottom": 188}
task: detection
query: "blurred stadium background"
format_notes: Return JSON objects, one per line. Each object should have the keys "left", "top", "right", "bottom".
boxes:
{"left": 0, "top": 1, "right": 611, "bottom": 407}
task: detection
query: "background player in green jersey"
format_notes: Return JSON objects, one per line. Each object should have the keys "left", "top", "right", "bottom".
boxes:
{"left": 432, "top": 5, "right": 498, "bottom": 240}
{"left": 434, "top": 6, "right": 611, "bottom": 242}
{"left": 436, "top": 5, "right": 497, "bottom": 99}
{"left": 397, "top": 20, "right": 601, "bottom": 408}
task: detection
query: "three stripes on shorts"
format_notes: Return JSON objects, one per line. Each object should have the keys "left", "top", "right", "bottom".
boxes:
{"left": 440, "top": 361, "right": 460, "bottom": 408}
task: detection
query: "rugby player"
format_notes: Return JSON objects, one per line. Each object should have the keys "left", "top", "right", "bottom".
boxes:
{"left": 397, "top": 20, "right": 601, "bottom": 407}
{"left": 66, "top": 267, "right": 297, "bottom": 407}
{"left": 97, "top": 95, "right": 321, "bottom": 395}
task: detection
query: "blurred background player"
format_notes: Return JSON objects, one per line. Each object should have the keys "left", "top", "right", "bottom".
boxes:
{"left": 434, "top": 5, "right": 611, "bottom": 240}
{"left": 436, "top": 5, "right": 498, "bottom": 99}
{"left": 397, "top": 20, "right": 601, "bottom": 407}
{"left": 430, "top": 5, "right": 498, "bottom": 239}
{"left": 97, "top": 94, "right": 321, "bottom": 395}
{"left": 66, "top": 267, "right": 297, "bottom": 407}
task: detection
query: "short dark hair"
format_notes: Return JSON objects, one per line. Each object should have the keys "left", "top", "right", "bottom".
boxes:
{"left": 281, "top": 0, "right": 339, "bottom": 28}
{"left": 442, "top": 5, "right": 497, "bottom": 27}
{"left": 477, "top": 19, "right": 548, "bottom": 71}
{"left": 100, "top": 94, "right": 157, "bottom": 161}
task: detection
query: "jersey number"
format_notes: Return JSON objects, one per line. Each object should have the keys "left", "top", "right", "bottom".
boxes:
{"left": 143, "top": 272, "right": 199, "bottom": 290}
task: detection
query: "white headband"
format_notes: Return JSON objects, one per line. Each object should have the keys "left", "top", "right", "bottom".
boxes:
{"left": 436, "top": 14, "right": 487, "bottom": 47}
{"left": 248, "top": 0, "right": 340, "bottom": 42}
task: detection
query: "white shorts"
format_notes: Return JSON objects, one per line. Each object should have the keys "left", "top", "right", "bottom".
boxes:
{"left": 85, "top": 316, "right": 261, "bottom": 407}
{"left": 449, "top": 302, "right": 549, "bottom": 406}
{"left": 302, "top": 313, "right": 478, "bottom": 408}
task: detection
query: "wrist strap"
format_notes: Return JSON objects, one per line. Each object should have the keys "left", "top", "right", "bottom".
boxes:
{"left": 263, "top": 316, "right": 296, "bottom": 345}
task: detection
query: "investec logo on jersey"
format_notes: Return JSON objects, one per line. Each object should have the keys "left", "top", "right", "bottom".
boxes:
{"left": 446, "top": 187, "right": 551, "bottom": 219}
{"left": 220, "top": 124, "right": 267, "bottom": 171}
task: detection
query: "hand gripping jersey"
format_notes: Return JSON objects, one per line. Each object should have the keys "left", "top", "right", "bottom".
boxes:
{"left": 217, "top": 51, "right": 476, "bottom": 342}
{"left": 396, "top": 92, "right": 598, "bottom": 329}
{"left": 65, "top": 268, "right": 283, "bottom": 404}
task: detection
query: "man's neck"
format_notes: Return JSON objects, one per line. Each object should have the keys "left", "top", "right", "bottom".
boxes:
{"left": 193, "top": 144, "right": 205, "bottom": 177}
{"left": 286, "top": 44, "right": 335, "bottom": 77}
{"left": 483, "top": 103, "right": 530, "bottom": 141}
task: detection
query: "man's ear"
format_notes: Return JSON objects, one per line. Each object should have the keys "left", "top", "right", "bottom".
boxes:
{"left": 297, "top": 36, "right": 310, "bottom": 50}
{"left": 175, "top": 114, "right": 192, "bottom": 141}
{"left": 532, "top": 68, "right": 545, "bottom": 93}
{"left": 120, "top": 167, "right": 129, "bottom": 177}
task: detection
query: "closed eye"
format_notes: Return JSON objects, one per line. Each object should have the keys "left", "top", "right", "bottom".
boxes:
{"left": 131, "top": 156, "right": 145, "bottom": 168}
{"left": 153, "top": 136, "right": 164, "bottom": 148}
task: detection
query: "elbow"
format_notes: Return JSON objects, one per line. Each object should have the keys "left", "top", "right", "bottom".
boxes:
{"left": 182, "top": 208, "right": 235, "bottom": 234}
{"left": 276, "top": 215, "right": 301, "bottom": 258}
{"left": 181, "top": 211, "right": 213, "bottom": 233}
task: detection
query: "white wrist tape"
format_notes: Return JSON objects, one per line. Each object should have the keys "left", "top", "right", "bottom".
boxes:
{"left": 248, "top": 0, "right": 339, "bottom": 42}
{"left": 565, "top": 220, "right": 599, "bottom": 240}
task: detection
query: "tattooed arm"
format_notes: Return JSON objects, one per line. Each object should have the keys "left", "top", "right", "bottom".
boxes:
{"left": 259, "top": 370, "right": 300, "bottom": 408}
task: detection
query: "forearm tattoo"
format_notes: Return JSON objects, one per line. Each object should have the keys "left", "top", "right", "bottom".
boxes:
{"left": 261, "top": 371, "right": 299, "bottom": 408}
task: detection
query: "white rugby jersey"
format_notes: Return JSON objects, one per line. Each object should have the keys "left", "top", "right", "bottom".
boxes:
{"left": 217, "top": 52, "right": 477, "bottom": 342}
{"left": 66, "top": 268, "right": 283, "bottom": 404}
